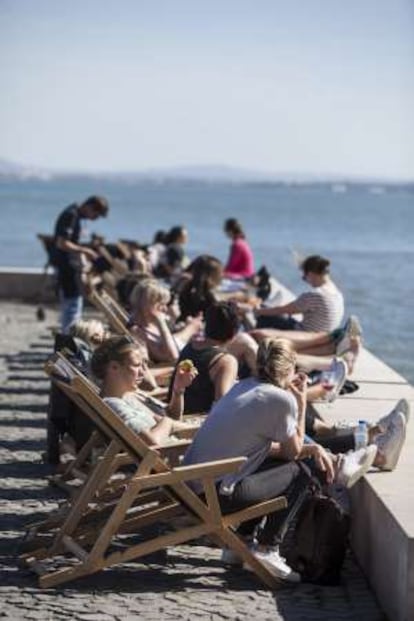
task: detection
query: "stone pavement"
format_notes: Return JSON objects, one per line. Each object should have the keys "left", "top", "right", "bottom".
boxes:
{"left": 0, "top": 302, "right": 386, "bottom": 620}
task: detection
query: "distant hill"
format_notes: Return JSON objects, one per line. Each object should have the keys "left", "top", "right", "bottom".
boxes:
{"left": 0, "top": 157, "right": 413, "bottom": 189}
{"left": 0, "top": 158, "right": 52, "bottom": 180}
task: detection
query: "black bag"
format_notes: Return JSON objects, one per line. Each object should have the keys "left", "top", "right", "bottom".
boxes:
{"left": 285, "top": 492, "right": 350, "bottom": 585}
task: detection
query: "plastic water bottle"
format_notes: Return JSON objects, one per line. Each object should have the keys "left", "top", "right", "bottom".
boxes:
{"left": 354, "top": 420, "right": 368, "bottom": 450}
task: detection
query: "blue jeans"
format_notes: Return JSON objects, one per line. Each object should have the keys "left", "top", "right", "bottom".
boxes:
{"left": 59, "top": 291, "right": 83, "bottom": 334}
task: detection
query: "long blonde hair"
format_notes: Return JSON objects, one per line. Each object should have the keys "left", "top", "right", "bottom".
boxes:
{"left": 256, "top": 338, "right": 296, "bottom": 388}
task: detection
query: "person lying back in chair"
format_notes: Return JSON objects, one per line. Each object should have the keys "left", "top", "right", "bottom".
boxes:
{"left": 90, "top": 335, "right": 198, "bottom": 443}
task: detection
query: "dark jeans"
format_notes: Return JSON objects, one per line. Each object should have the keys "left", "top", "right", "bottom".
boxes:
{"left": 256, "top": 315, "right": 301, "bottom": 330}
{"left": 218, "top": 458, "right": 311, "bottom": 546}
{"left": 306, "top": 410, "right": 355, "bottom": 454}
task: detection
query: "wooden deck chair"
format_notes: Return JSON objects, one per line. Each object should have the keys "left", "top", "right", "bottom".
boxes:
{"left": 22, "top": 353, "right": 195, "bottom": 554}
{"left": 44, "top": 353, "right": 203, "bottom": 500}
{"left": 22, "top": 355, "right": 288, "bottom": 590}
{"left": 87, "top": 286, "right": 131, "bottom": 337}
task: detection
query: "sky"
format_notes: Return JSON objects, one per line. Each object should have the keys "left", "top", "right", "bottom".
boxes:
{"left": 1, "top": 0, "right": 414, "bottom": 180}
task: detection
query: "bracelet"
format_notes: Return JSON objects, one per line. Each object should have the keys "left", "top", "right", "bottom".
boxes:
{"left": 173, "top": 388, "right": 185, "bottom": 396}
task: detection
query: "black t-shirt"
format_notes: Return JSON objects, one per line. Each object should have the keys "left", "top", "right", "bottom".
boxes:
{"left": 54, "top": 204, "right": 81, "bottom": 267}
{"left": 169, "top": 342, "right": 225, "bottom": 414}
{"left": 53, "top": 204, "right": 83, "bottom": 296}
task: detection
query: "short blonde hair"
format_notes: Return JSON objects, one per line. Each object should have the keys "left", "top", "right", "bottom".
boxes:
{"left": 256, "top": 338, "right": 296, "bottom": 387}
{"left": 130, "top": 278, "right": 170, "bottom": 313}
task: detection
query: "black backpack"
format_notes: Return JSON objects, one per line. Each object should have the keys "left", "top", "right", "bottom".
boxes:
{"left": 285, "top": 491, "right": 350, "bottom": 585}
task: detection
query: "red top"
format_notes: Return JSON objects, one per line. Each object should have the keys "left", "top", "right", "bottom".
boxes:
{"left": 224, "top": 237, "right": 255, "bottom": 279}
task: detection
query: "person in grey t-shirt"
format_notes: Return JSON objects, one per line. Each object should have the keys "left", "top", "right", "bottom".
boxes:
{"left": 183, "top": 337, "right": 336, "bottom": 582}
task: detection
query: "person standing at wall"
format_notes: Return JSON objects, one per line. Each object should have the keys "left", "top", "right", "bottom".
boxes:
{"left": 53, "top": 195, "right": 109, "bottom": 333}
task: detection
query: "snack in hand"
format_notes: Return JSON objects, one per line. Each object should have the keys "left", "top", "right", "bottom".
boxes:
{"left": 178, "top": 359, "right": 195, "bottom": 373}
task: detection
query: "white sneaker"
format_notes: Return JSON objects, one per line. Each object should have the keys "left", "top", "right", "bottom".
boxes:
{"left": 375, "top": 411, "right": 406, "bottom": 471}
{"left": 321, "top": 358, "right": 348, "bottom": 402}
{"left": 246, "top": 546, "right": 301, "bottom": 583}
{"left": 335, "top": 445, "right": 377, "bottom": 488}
{"left": 376, "top": 399, "right": 410, "bottom": 431}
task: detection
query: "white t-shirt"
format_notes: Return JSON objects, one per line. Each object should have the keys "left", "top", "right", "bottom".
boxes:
{"left": 183, "top": 376, "right": 298, "bottom": 494}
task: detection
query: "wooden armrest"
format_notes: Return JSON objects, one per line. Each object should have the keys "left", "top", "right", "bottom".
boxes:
{"left": 174, "top": 426, "right": 199, "bottom": 439}
{"left": 133, "top": 456, "right": 246, "bottom": 490}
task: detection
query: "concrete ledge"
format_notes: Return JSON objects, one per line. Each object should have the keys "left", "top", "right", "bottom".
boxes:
{"left": 0, "top": 267, "right": 56, "bottom": 302}
{"left": 310, "top": 350, "right": 414, "bottom": 621}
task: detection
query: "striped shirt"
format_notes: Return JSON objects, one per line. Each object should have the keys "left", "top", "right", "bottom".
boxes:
{"left": 294, "top": 282, "right": 344, "bottom": 332}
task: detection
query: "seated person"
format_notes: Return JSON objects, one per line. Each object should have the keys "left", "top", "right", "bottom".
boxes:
{"left": 223, "top": 218, "right": 255, "bottom": 280}
{"left": 129, "top": 278, "right": 203, "bottom": 364}
{"left": 156, "top": 225, "right": 190, "bottom": 283}
{"left": 253, "top": 255, "right": 344, "bottom": 333}
{"left": 177, "top": 254, "right": 224, "bottom": 321}
{"left": 90, "top": 335, "right": 198, "bottom": 441}
{"left": 183, "top": 338, "right": 392, "bottom": 582}
{"left": 169, "top": 302, "right": 240, "bottom": 414}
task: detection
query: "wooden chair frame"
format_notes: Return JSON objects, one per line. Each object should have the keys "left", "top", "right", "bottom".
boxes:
{"left": 87, "top": 286, "right": 131, "bottom": 337}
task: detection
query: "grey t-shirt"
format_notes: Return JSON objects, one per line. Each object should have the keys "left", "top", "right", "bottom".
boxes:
{"left": 183, "top": 376, "right": 298, "bottom": 494}
{"left": 104, "top": 394, "right": 156, "bottom": 436}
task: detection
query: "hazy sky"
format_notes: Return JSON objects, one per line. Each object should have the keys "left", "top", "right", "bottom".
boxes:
{"left": 1, "top": 0, "right": 413, "bottom": 179}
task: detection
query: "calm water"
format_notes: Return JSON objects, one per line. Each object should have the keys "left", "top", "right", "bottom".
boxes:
{"left": 1, "top": 177, "right": 413, "bottom": 384}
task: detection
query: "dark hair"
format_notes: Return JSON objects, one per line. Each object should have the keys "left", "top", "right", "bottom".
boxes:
{"left": 91, "top": 335, "right": 138, "bottom": 379}
{"left": 301, "top": 255, "right": 330, "bottom": 275}
{"left": 224, "top": 218, "right": 245, "bottom": 239}
{"left": 153, "top": 230, "right": 167, "bottom": 244}
{"left": 204, "top": 302, "right": 240, "bottom": 341}
{"left": 83, "top": 195, "right": 109, "bottom": 217}
{"left": 167, "top": 226, "right": 186, "bottom": 244}
{"left": 179, "top": 255, "right": 223, "bottom": 319}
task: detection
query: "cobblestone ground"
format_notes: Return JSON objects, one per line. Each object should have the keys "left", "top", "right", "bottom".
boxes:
{"left": 0, "top": 302, "right": 386, "bottom": 621}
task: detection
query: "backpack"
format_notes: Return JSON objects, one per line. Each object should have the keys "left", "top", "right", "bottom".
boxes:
{"left": 285, "top": 491, "right": 350, "bottom": 585}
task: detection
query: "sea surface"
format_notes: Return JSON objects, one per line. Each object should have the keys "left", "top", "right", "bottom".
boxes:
{"left": 1, "top": 177, "right": 413, "bottom": 384}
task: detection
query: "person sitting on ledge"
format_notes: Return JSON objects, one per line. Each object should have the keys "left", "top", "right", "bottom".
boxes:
{"left": 253, "top": 254, "right": 344, "bottom": 333}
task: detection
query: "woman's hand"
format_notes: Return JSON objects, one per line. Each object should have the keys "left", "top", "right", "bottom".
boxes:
{"left": 173, "top": 361, "right": 199, "bottom": 394}
{"left": 289, "top": 372, "right": 308, "bottom": 409}
{"left": 149, "top": 302, "right": 169, "bottom": 322}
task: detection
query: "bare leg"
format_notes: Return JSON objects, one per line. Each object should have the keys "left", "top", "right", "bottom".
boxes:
{"left": 296, "top": 353, "right": 336, "bottom": 373}
{"left": 250, "top": 328, "right": 332, "bottom": 349}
